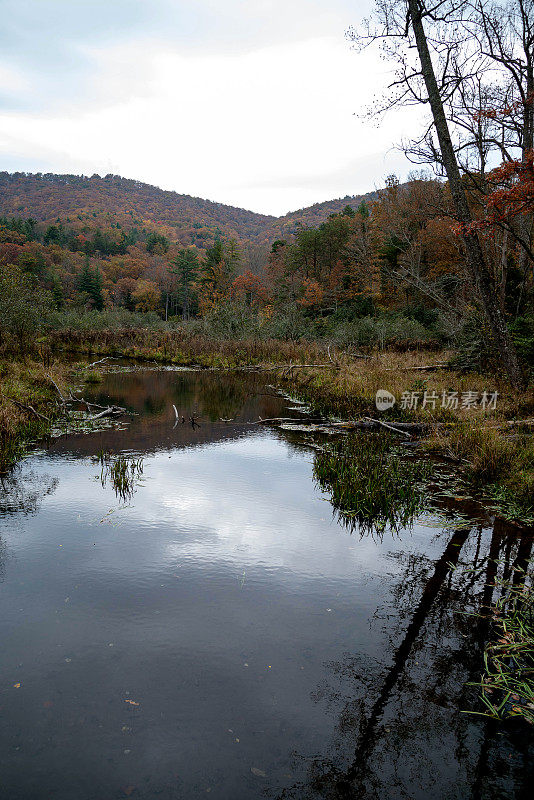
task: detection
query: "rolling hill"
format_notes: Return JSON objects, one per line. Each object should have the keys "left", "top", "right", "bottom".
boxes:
{"left": 0, "top": 171, "right": 375, "bottom": 251}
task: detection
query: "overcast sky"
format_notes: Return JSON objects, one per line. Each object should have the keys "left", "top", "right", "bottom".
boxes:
{"left": 0, "top": 0, "right": 421, "bottom": 215}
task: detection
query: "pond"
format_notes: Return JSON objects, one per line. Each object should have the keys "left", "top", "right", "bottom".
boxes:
{"left": 0, "top": 367, "right": 532, "bottom": 799}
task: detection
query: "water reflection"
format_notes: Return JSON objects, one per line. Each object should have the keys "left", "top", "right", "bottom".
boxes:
{"left": 275, "top": 520, "right": 534, "bottom": 799}
{"left": 49, "top": 369, "right": 285, "bottom": 459}
{"left": 0, "top": 368, "right": 531, "bottom": 800}
{"left": 312, "top": 432, "right": 431, "bottom": 536}
{"left": 0, "top": 467, "right": 58, "bottom": 517}
{"left": 96, "top": 451, "right": 145, "bottom": 502}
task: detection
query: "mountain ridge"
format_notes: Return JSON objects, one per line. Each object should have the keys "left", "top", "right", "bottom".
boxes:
{"left": 0, "top": 171, "right": 375, "bottom": 249}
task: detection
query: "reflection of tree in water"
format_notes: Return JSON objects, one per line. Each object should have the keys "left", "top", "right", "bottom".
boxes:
{"left": 87, "top": 369, "right": 273, "bottom": 424}
{"left": 0, "top": 466, "right": 59, "bottom": 583}
{"left": 0, "top": 466, "right": 58, "bottom": 517}
{"left": 274, "top": 518, "right": 534, "bottom": 799}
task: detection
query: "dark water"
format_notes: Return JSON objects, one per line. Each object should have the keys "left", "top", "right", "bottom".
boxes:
{"left": 0, "top": 368, "right": 532, "bottom": 800}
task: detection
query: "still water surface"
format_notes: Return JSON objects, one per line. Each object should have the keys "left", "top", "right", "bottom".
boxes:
{"left": 0, "top": 368, "right": 532, "bottom": 799}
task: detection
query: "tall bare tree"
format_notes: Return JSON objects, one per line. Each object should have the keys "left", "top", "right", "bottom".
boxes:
{"left": 349, "top": 0, "right": 525, "bottom": 386}
{"left": 468, "top": 0, "right": 534, "bottom": 310}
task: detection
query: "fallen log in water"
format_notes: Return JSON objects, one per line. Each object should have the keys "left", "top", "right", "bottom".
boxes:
{"left": 45, "top": 377, "right": 128, "bottom": 424}
{"left": 254, "top": 416, "right": 436, "bottom": 436}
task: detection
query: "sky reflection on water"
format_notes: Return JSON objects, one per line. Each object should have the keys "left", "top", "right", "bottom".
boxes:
{"left": 0, "top": 369, "right": 532, "bottom": 800}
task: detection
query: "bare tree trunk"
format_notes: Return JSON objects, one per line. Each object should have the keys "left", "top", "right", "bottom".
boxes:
{"left": 516, "top": 55, "right": 534, "bottom": 313}
{"left": 407, "top": 0, "right": 524, "bottom": 387}
{"left": 500, "top": 228, "right": 509, "bottom": 310}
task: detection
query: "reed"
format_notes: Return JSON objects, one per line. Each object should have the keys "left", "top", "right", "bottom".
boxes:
{"left": 469, "top": 575, "right": 534, "bottom": 726}
{"left": 313, "top": 432, "right": 432, "bottom": 535}
{"left": 97, "top": 451, "right": 144, "bottom": 501}
{"left": 47, "top": 328, "right": 330, "bottom": 369}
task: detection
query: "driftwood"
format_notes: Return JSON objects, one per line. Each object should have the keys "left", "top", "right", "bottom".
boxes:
{"left": 254, "top": 416, "right": 327, "bottom": 425}
{"left": 46, "top": 373, "right": 66, "bottom": 403}
{"left": 4, "top": 396, "right": 50, "bottom": 423}
{"left": 45, "top": 375, "right": 127, "bottom": 424}
{"left": 68, "top": 393, "right": 126, "bottom": 413}
{"left": 237, "top": 364, "right": 337, "bottom": 372}
{"left": 254, "top": 415, "right": 435, "bottom": 436}
{"left": 364, "top": 416, "right": 413, "bottom": 437}
{"left": 84, "top": 406, "right": 124, "bottom": 422}
{"left": 87, "top": 357, "right": 114, "bottom": 368}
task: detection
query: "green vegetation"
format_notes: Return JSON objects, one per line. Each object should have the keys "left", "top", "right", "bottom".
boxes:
{"left": 469, "top": 574, "right": 534, "bottom": 726}
{"left": 0, "top": 360, "right": 66, "bottom": 473}
{"left": 96, "top": 451, "right": 144, "bottom": 502}
{"left": 437, "top": 424, "right": 534, "bottom": 523}
{"left": 313, "top": 432, "right": 432, "bottom": 535}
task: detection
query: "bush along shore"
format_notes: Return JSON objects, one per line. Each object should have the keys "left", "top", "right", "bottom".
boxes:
{"left": 0, "top": 356, "right": 129, "bottom": 473}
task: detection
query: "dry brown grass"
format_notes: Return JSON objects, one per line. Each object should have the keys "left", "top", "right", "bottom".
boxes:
{"left": 47, "top": 328, "right": 331, "bottom": 368}
{"left": 279, "top": 350, "right": 534, "bottom": 522}
{"left": 279, "top": 349, "right": 534, "bottom": 424}
{"left": 0, "top": 359, "right": 70, "bottom": 471}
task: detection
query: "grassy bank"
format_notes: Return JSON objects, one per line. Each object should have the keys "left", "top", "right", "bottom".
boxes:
{"left": 275, "top": 350, "right": 534, "bottom": 524}
{"left": 0, "top": 360, "right": 71, "bottom": 472}
{"left": 47, "top": 328, "right": 332, "bottom": 368}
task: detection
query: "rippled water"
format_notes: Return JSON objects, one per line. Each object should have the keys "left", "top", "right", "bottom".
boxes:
{"left": 0, "top": 368, "right": 532, "bottom": 799}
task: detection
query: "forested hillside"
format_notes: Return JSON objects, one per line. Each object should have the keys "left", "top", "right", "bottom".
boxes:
{"left": 0, "top": 171, "right": 389, "bottom": 326}
{"left": 0, "top": 168, "right": 531, "bottom": 360}
{"left": 0, "top": 172, "right": 372, "bottom": 250}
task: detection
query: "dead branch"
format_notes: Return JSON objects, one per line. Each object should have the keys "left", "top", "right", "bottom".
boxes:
{"left": 70, "top": 396, "right": 126, "bottom": 413}
{"left": 383, "top": 363, "right": 450, "bottom": 371}
{"left": 4, "top": 396, "right": 50, "bottom": 423}
{"left": 253, "top": 416, "right": 327, "bottom": 424}
{"left": 86, "top": 357, "right": 113, "bottom": 368}
{"left": 84, "top": 407, "right": 124, "bottom": 422}
{"left": 364, "top": 416, "right": 413, "bottom": 437}
{"left": 46, "top": 373, "right": 66, "bottom": 403}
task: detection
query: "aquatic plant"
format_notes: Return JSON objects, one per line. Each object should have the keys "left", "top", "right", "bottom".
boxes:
{"left": 97, "top": 451, "right": 144, "bottom": 501}
{"left": 469, "top": 571, "right": 534, "bottom": 726}
{"left": 313, "top": 432, "right": 432, "bottom": 535}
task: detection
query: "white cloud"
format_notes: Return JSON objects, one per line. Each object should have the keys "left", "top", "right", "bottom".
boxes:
{"left": 0, "top": 34, "right": 421, "bottom": 214}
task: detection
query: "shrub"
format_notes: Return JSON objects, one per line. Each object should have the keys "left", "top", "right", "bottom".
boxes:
{"left": 0, "top": 264, "right": 53, "bottom": 354}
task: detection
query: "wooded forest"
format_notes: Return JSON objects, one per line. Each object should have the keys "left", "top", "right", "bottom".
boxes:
{"left": 0, "top": 0, "right": 533, "bottom": 380}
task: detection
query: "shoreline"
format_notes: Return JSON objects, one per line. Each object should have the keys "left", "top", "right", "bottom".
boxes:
{"left": 2, "top": 339, "right": 533, "bottom": 525}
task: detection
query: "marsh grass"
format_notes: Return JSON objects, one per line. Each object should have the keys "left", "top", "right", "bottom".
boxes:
{"left": 430, "top": 424, "right": 534, "bottom": 522}
{"left": 81, "top": 370, "right": 103, "bottom": 384}
{"left": 47, "top": 328, "right": 331, "bottom": 369}
{"left": 313, "top": 432, "right": 433, "bottom": 535}
{"left": 469, "top": 575, "right": 534, "bottom": 726}
{"left": 279, "top": 354, "right": 534, "bottom": 524}
{"left": 0, "top": 360, "right": 68, "bottom": 472}
{"left": 96, "top": 451, "right": 144, "bottom": 501}
{"left": 280, "top": 350, "right": 534, "bottom": 423}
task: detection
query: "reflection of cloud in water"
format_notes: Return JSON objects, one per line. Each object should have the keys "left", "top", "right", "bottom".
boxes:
{"left": 132, "top": 436, "right": 445, "bottom": 585}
